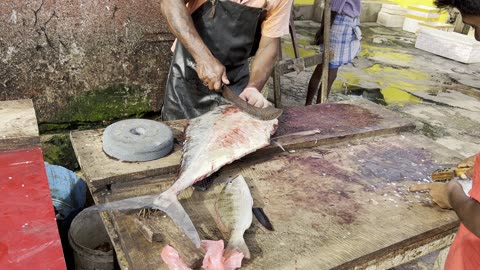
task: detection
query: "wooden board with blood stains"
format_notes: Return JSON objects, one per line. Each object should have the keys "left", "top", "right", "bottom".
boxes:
{"left": 95, "top": 133, "right": 462, "bottom": 270}
{"left": 71, "top": 99, "right": 415, "bottom": 191}
{"left": 0, "top": 99, "right": 40, "bottom": 151}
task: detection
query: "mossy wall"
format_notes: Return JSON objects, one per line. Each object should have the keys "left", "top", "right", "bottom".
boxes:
{"left": 0, "top": 0, "right": 175, "bottom": 125}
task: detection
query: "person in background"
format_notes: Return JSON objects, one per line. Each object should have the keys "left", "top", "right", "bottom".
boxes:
{"left": 409, "top": 1, "right": 480, "bottom": 269}
{"left": 159, "top": 0, "right": 293, "bottom": 121}
{"left": 305, "top": 0, "right": 362, "bottom": 105}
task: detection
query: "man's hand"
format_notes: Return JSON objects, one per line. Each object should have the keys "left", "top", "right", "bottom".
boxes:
{"left": 409, "top": 180, "right": 463, "bottom": 209}
{"left": 239, "top": 87, "right": 271, "bottom": 108}
{"left": 196, "top": 57, "right": 230, "bottom": 91}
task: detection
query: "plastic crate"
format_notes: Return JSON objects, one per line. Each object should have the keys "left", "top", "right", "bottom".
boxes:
{"left": 415, "top": 28, "right": 480, "bottom": 64}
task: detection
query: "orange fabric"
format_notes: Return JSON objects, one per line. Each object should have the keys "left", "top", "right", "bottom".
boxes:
{"left": 186, "top": 0, "right": 292, "bottom": 37}
{"left": 445, "top": 153, "right": 480, "bottom": 270}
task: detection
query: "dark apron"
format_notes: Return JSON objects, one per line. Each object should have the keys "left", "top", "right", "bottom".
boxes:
{"left": 161, "top": 0, "right": 266, "bottom": 120}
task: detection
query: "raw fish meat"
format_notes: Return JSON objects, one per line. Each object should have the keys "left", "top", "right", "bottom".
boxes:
{"left": 161, "top": 245, "right": 192, "bottom": 270}
{"left": 88, "top": 105, "right": 278, "bottom": 248}
{"left": 201, "top": 240, "right": 244, "bottom": 270}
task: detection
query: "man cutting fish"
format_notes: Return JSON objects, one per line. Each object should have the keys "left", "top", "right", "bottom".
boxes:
{"left": 159, "top": 0, "right": 293, "bottom": 120}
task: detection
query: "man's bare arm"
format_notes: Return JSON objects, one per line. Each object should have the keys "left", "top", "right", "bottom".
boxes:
{"left": 159, "top": 0, "right": 229, "bottom": 90}
{"left": 238, "top": 36, "right": 279, "bottom": 108}
{"left": 247, "top": 36, "right": 280, "bottom": 90}
{"left": 448, "top": 181, "right": 480, "bottom": 237}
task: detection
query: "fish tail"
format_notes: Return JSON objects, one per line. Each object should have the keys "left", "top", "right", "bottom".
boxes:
{"left": 227, "top": 230, "right": 250, "bottom": 259}
{"left": 153, "top": 191, "right": 201, "bottom": 248}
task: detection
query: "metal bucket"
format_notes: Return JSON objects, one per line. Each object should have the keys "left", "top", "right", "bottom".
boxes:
{"left": 68, "top": 210, "right": 114, "bottom": 270}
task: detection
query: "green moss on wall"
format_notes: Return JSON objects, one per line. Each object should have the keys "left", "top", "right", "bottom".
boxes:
{"left": 42, "top": 134, "right": 80, "bottom": 171}
{"left": 55, "top": 83, "right": 151, "bottom": 123}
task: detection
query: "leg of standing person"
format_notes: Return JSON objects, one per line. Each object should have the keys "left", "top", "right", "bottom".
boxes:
{"left": 306, "top": 65, "right": 339, "bottom": 105}
{"left": 306, "top": 64, "right": 322, "bottom": 105}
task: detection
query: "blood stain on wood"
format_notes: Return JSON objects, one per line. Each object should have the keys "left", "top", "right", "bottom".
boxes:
{"left": 356, "top": 144, "right": 448, "bottom": 185}
{"left": 275, "top": 104, "right": 380, "bottom": 136}
{"left": 267, "top": 154, "right": 363, "bottom": 225}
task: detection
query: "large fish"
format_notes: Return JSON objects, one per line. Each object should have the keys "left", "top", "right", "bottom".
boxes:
{"left": 215, "top": 175, "right": 253, "bottom": 259}
{"left": 87, "top": 105, "right": 278, "bottom": 248}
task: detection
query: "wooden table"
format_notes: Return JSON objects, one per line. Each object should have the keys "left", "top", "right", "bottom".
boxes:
{"left": 71, "top": 100, "right": 462, "bottom": 269}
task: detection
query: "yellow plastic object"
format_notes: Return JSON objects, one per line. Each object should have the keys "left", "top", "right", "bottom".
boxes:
{"left": 432, "top": 167, "right": 471, "bottom": 182}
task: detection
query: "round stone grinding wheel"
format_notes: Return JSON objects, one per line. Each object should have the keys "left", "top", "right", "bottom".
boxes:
{"left": 102, "top": 119, "right": 174, "bottom": 162}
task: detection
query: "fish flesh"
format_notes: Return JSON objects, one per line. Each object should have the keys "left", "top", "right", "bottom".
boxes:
{"left": 161, "top": 245, "right": 192, "bottom": 270}
{"left": 87, "top": 105, "right": 278, "bottom": 248}
{"left": 201, "top": 240, "right": 244, "bottom": 270}
{"left": 215, "top": 175, "right": 254, "bottom": 259}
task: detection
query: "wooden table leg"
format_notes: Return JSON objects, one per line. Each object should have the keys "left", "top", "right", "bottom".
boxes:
{"left": 272, "top": 63, "right": 282, "bottom": 108}
{"left": 319, "top": 0, "right": 331, "bottom": 104}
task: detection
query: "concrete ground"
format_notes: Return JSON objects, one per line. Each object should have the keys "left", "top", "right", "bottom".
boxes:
{"left": 270, "top": 20, "right": 480, "bottom": 269}
{"left": 275, "top": 20, "right": 480, "bottom": 159}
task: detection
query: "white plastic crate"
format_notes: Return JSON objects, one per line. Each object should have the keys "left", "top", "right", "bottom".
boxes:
{"left": 408, "top": 5, "right": 441, "bottom": 14}
{"left": 377, "top": 11, "right": 405, "bottom": 27}
{"left": 403, "top": 17, "right": 421, "bottom": 33}
{"left": 407, "top": 7, "right": 440, "bottom": 19}
{"left": 403, "top": 5, "right": 441, "bottom": 33}
{"left": 419, "top": 22, "right": 454, "bottom": 32}
{"left": 381, "top": 3, "right": 407, "bottom": 16}
{"left": 415, "top": 28, "right": 480, "bottom": 64}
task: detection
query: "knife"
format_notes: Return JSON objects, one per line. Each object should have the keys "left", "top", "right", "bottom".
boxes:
{"left": 222, "top": 85, "right": 283, "bottom": 121}
{"left": 431, "top": 166, "right": 471, "bottom": 182}
{"left": 245, "top": 177, "right": 274, "bottom": 231}
{"left": 253, "top": 208, "right": 274, "bottom": 231}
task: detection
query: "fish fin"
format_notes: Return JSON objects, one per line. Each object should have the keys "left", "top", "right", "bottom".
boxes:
{"left": 84, "top": 195, "right": 157, "bottom": 211}
{"left": 153, "top": 192, "right": 201, "bottom": 248}
{"left": 226, "top": 230, "right": 250, "bottom": 259}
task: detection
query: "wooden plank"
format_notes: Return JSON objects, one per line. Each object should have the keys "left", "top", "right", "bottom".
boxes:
{"left": 72, "top": 100, "right": 415, "bottom": 190}
{"left": 273, "top": 61, "right": 282, "bottom": 108}
{"left": 277, "top": 54, "right": 324, "bottom": 75}
{"left": 320, "top": 0, "right": 331, "bottom": 104}
{"left": 341, "top": 226, "right": 457, "bottom": 270}
{"left": 96, "top": 133, "right": 463, "bottom": 269}
{"left": 0, "top": 99, "right": 39, "bottom": 151}
{"left": 70, "top": 120, "right": 187, "bottom": 190}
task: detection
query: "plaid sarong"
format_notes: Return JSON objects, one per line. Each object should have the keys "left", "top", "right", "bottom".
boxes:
{"left": 328, "top": 14, "right": 362, "bottom": 68}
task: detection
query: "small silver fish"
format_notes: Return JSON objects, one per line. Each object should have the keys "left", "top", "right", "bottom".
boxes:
{"left": 215, "top": 175, "right": 253, "bottom": 259}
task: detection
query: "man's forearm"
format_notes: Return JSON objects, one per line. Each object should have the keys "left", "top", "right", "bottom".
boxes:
{"left": 159, "top": 0, "right": 213, "bottom": 62}
{"left": 449, "top": 182, "right": 480, "bottom": 237}
{"left": 248, "top": 36, "right": 280, "bottom": 90}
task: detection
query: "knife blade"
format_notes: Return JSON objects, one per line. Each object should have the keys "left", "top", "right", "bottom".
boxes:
{"left": 253, "top": 207, "right": 274, "bottom": 231}
{"left": 245, "top": 177, "right": 275, "bottom": 231}
{"left": 222, "top": 85, "right": 283, "bottom": 121}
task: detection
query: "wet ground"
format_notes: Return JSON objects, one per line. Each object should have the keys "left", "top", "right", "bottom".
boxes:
{"left": 270, "top": 20, "right": 480, "bottom": 158}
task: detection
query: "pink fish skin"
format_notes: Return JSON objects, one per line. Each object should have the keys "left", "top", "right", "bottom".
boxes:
{"left": 201, "top": 240, "right": 244, "bottom": 270}
{"left": 161, "top": 245, "right": 192, "bottom": 270}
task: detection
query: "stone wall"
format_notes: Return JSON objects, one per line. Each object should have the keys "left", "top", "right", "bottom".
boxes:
{"left": 0, "top": 0, "right": 175, "bottom": 127}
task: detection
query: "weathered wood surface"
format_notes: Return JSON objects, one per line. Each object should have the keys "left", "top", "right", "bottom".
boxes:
{"left": 95, "top": 134, "right": 462, "bottom": 270}
{"left": 70, "top": 119, "right": 188, "bottom": 191}
{"left": 0, "top": 99, "right": 39, "bottom": 151}
{"left": 71, "top": 99, "right": 415, "bottom": 190}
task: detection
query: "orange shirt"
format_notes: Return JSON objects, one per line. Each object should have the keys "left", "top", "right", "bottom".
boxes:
{"left": 186, "top": 0, "right": 292, "bottom": 38}
{"left": 445, "top": 153, "right": 480, "bottom": 270}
